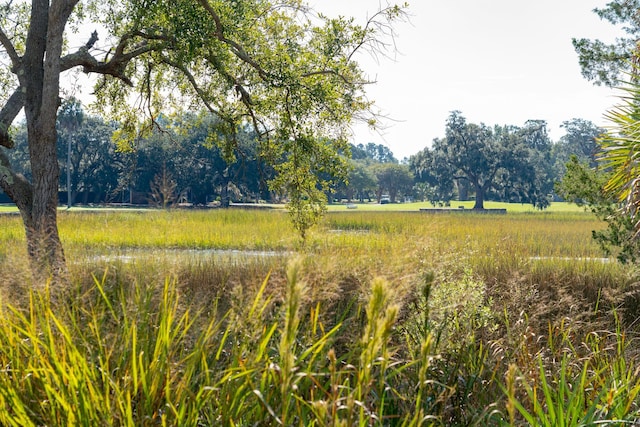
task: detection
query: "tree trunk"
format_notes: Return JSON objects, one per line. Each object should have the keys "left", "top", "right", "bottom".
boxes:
{"left": 12, "top": 0, "right": 73, "bottom": 283}
{"left": 389, "top": 188, "right": 397, "bottom": 203}
{"left": 2, "top": 137, "right": 67, "bottom": 285}
{"left": 24, "top": 125, "right": 67, "bottom": 282}
{"left": 472, "top": 181, "right": 485, "bottom": 210}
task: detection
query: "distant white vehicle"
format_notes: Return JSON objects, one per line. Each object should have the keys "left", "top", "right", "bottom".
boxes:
{"left": 380, "top": 195, "right": 391, "bottom": 204}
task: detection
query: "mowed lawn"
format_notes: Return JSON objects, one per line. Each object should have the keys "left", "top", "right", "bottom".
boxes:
{"left": 327, "top": 200, "right": 585, "bottom": 212}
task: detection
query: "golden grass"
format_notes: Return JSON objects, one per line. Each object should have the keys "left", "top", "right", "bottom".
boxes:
{"left": 0, "top": 208, "right": 617, "bottom": 284}
{"left": 0, "top": 208, "right": 639, "bottom": 424}
{"left": 0, "top": 209, "right": 629, "bottom": 327}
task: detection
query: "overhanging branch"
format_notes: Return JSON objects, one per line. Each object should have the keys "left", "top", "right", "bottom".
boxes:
{"left": 159, "top": 55, "right": 228, "bottom": 120}
{"left": 60, "top": 31, "right": 159, "bottom": 86}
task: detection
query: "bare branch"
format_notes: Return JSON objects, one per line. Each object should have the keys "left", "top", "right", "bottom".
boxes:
{"left": 85, "top": 30, "right": 98, "bottom": 49}
{"left": 61, "top": 43, "right": 154, "bottom": 86}
{"left": 346, "top": 5, "right": 407, "bottom": 64}
{"left": 60, "top": 31, "right": 160, "bottom": 85}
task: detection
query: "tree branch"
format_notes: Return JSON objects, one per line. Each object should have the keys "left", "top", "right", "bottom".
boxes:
{"left": 60, "top": 31, "right": 159, "bottom": 85}
{"left": 0, "top": 25, "right": 21, "bottom": 70}
{"left": 0, "top": 89, "right": 25, "bottom": 149}
{"left": 85, "top": 30, "right": 98, "bottom": 49}
{"left": 158, "top": 55, "right": 228, "bottom": 120}
{"left": 195, "top": 0, "right": 270, "bottom": 81}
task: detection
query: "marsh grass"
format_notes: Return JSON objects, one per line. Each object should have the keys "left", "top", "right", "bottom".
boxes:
{"left": 57, "top": 209, "right": 296, "bottom": 251}
{"left": 1, "top": 208, "right": 640, "bottom": 424}
{"left": 503, "top": 317, "right": 640, "bottom": 426}
{"left": 0, "top": 260, "right": 446, "bottom": 426}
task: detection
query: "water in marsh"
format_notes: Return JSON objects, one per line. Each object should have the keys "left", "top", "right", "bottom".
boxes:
{"left": 87, "top": 248, "right": 292, "bottom": 265}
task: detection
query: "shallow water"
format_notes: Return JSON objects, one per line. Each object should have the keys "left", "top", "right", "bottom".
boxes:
{"left": 87, "top": 248, "right": 292, "bottom": 264}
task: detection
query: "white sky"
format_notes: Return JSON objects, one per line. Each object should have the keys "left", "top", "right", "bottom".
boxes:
{"left": 63, "top": 1, "right": 622, "bottom": 160}
{"left": 313, "top": 0, "right": 623, "bottom": 160}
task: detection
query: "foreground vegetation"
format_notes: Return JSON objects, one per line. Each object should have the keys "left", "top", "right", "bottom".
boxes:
{"left": 0, "top": 208, "right": 639, "bottom": 425}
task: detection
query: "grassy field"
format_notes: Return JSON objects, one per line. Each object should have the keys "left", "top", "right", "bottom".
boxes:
{"left": 0, "top": 207, "right": 639, "bottom": 425}
{"left": 0, "top": 200, "right": 589, "bottom": 213}
{"left": 327, "top": 200, "right": 586, "bottom": 212}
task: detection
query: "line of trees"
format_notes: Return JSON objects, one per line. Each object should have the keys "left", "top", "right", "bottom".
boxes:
{"left": 4, "top": 107, "right": 420, "bottom": 207}
{"left": 1, "top": 104, "right": 605, "bottom": 212}
{"left": 4, "top": 100, "right": 275, "bottom": 207}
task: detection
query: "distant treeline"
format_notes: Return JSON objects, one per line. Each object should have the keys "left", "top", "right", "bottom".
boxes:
{"left": 1, "top": 100, "right": 602, "bottom": 208}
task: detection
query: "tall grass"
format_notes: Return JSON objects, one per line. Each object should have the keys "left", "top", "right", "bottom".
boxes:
{"left": 0, "top": 209, "right": 639, "bottom": 424}
{"left": 0, "top": 260, "right": 447, "bottom": 426}
{"left": 503, "top": 318, "right": 640, "bottom": 426}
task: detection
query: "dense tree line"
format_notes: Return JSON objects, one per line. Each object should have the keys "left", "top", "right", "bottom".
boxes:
{"left": 3, "top": 102, "right": 275, "bottom": 207}
{"left": 0, "top": 105, "right": 606, "bottom": 211}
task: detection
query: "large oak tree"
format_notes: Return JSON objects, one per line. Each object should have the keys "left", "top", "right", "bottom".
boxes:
{"left": 0, "top": 0, "right": 406, "bottom": 281}
{"left": 412, "top": 112, "right": 550, "bottom": 210}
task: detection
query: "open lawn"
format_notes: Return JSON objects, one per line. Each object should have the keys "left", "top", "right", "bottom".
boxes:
{"left": 327, "top": 200, "right": 586, "bottom": 212}
{"left": 0, "top": 208, "right": 638, "bottom": 425}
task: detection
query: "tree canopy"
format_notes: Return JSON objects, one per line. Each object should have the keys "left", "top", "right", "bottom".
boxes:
{"left": 573, "top": 0, "right": 640, "bottom": 86}
{"left": 411, "top": 112, "right": 551, "bottom": 210}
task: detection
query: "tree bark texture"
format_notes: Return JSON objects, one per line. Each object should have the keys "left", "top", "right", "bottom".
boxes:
{"left": 0, "top": 0, "right": 79, "bottom": 282}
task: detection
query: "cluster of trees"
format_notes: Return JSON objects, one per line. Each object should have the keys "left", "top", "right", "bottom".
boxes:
{"left": 336, "top": 143, "right": 413, "bottom": 204}
{"left": 341, "top": 115, "right": 603, "bottom": 209}
{"left": 5, "top": 99, "right": 274, "bottom": 207}
{"left": 409, "top": 113, "right": 602, "bottom": 210}
{"left": 6, "top": 104, "right": 421, "bottom": 208}
{"left": 3, "top": 104, "right": 604, "bottom": 214}
{"left": 5, "top": 103, "right": 423, "bottom": 209}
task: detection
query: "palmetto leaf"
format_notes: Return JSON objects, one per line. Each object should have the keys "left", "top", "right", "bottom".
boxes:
{"left": 599, "top": 70, "right": 640, "bottom": 228}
